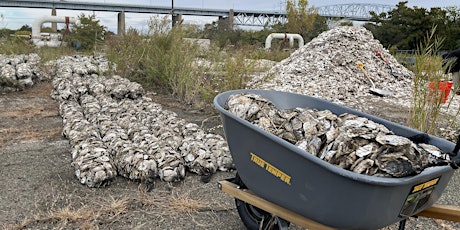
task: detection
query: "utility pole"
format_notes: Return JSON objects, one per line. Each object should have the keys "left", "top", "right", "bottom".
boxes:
{"left": 171, "top": 0, "right": 175, "bottom": 27}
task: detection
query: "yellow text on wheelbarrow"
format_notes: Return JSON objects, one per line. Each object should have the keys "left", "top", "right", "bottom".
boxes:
{"left": 250, "top": 152, "right": 291, "bottom": 185}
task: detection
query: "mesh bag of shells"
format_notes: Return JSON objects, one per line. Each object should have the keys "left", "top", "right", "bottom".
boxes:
{"left": 50, "top": 55, "right": 234, "bottom": 188}
{"left": 0, "top": 53, "right": 47, "bottom": 92}
{"left": 225, "top": 93, "right": 451, "bottom": 178}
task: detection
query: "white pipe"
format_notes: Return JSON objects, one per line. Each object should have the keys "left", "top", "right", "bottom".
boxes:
{"left": 265, "top": 33, "right": 304, "bottom": 49}
{"left": 32, "top": 15, "right": 78, "bottom": 47}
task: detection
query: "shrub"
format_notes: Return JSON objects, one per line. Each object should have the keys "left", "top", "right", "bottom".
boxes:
{"left": 408, "top": 26, "right": 458, "bottom": 134}
{"left": 0, "top": 36, "right": 35, "bottom": 54}
{"left": 107, "top": 16, "right": 261, "bottom": 108}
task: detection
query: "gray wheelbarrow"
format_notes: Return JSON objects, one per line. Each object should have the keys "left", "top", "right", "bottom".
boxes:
{"left": 214, "top": 89, "right": 460, "bottom": 230}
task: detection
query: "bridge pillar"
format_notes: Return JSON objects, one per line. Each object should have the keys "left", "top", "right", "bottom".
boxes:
{"left": 51, "top": 8, "right": 57, "bottom": 32}
{"left": 172, "top": 14, "right": 182, "bottom": 27}
{"left": 228, "top": 9, "right": 234, "bottom": 30}
{"left": 218, "top": 9, "right": 234, "bottom": 30}
{"left": 117, "top": 11, "right": 125, "bottom": 36}
{"left": 228, "top": 9, "right": 235, "bottom": 30}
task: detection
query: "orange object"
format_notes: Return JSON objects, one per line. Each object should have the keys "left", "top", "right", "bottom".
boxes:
{"left": 429, "top": 81, "right": 452, "bottom": 104}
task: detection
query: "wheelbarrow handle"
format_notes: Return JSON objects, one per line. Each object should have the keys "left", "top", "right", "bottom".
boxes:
{"left": 448, "top": 134, "right": 460, "bottom": 169}
{"left": 452, "top": 134, "right": 460, "bottom": 155}
{"left": 451, "top": 158, "right": 460, "bottom": 169}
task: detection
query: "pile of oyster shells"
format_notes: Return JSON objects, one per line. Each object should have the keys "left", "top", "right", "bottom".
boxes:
{"left": 50, "top": 55, "right": 234, "bottom": 188}
{"left": 0, "top": 53, "right": 46, "bottom": 91}
{"left": 226, "top": 93, "right": 451, "bottom": 177}
{"left": 249, "top": 26, "right": 460, "bottom": 142}
{"left": 249, "top": 26, "right": 415, "bottom": 111}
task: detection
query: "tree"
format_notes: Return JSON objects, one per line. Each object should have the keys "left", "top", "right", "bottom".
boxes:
{"left": 18, "top": 24, "right": 31, "bottom": 31}
{"left": 285, "top": 0, "right": 324, "bottom": 43}
{"left": 69, "top": 13, "right": 106, "bottom": 50}
{"left": 306, "top": 14, "right": 328, "bottom": 42}
{"left": 0, "top": 28, "right": 14, "bottom": 38}
{"left": 364, "top": 2, "right": 460, "bottom": 50}
{"left": 440, "top": 6, "right": 460, "bottom": 49}
{"left": 365, "top": 2, "right": 429, "bottom": 50}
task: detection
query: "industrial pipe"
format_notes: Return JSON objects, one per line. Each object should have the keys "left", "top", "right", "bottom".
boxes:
{"left": 265, "top": 33, "right": 304, "bottom": 49}
{"left": 32, "top": 15, "right": 78, "bottom": 47}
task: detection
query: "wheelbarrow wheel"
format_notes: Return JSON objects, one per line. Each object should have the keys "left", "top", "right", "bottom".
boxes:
{"left": 234, "top": 173, "right": 290, "bottom": 230}
{"left": 235, "top": 199, "right": 290, "bottom": 230}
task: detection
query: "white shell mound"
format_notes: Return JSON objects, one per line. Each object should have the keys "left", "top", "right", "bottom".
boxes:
{"left": 248, "top": 26, "right": 414, "bottom": 112}
{"left": 0, "top": 53, "right": 46, "bottom": 91}
{"left": 226, "top": 93, "right": 451, "bottom": 178}
{"left": 50, "top": 55, "right": 234, "bottom": 188}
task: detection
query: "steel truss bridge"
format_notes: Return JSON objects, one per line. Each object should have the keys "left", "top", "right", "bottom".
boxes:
{"left": 0, "top": 0, "right": 394, "bottom": 27}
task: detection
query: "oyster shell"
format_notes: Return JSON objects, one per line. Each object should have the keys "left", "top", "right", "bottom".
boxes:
{"left": 375, "top": 153, "right": 416, "bottom": 177}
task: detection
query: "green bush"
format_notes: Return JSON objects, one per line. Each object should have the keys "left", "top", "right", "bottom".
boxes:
{"left": 249, "top": 48, "right": 292, "bottom": 62}
{"left": 106, "top": 16, "right": 209, "bottom": 105}
{"left": 36, "top": 46, "right": 78, "bottom": 63}
{"left": 69, "top": 13, "right": 106, "bottom": 51}
{"left": 107, "top": 16, "right": 262, "bottom": 108}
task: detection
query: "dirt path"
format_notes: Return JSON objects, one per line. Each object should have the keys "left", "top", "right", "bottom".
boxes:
{"left": 1, "top": 82, "right": 459, "bottom": 229}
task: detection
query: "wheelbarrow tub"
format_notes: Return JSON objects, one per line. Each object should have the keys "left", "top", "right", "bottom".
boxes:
{"left": 213, "top": 89, "right": 456, "bottom": 230}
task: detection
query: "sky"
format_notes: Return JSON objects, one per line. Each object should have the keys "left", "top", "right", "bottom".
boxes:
{"left": 0, "top": 0, "right": 458, "bottom": 33}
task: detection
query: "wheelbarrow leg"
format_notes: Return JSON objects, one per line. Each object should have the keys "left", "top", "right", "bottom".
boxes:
{"left": 232, "top": 173, "right": 290, "bottom": 230}
{"left": 218, "top": 175, "right": 335, "bottom": 230}
{"left": 263, "top": 216, "right": 290, "bottom": 230}
{"left": 235, "top": 198, "right": 290, "bottom": 230}
{"left": 398, "top": 219, "right": 406, "bottom": 230}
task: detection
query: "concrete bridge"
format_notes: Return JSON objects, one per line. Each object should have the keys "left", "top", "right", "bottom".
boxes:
{"left": 0, "top": 0, "right": 395, "bottom": 34}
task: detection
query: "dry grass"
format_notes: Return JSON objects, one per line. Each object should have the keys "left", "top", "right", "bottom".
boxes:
{"left": 39, "top": 205, "right": 96, "bottom": 229}
{"left": 136, "top": 187, "right": 210, "bottom": 215}
{"left": 16, "top": 125, "right": 61, "bottom": 141}
{"left": 167, "top": 192, "right": 210, "bottom": 214}
{"left": 2, "top": 205, "right": 96, "bottom": 230}
{"left": 98, "top": 196, "right": 130, "bottom": 223}
{"left": 0, "top": 127, "right": 19, "bottom": 143}
{"left": 0, "top": 81, "right": 61, "bottom": 145}
{"left": 2, "top": 189, "right": 216, "bottom": 229}
{"left": 0, "top": 125, "right": 61, "bottom": 145}
{"left": 0, "top": 103, "right": 58, "bottom": 120}
{"left": 2, "top": 220, "right": 33, "bottom": 230}
{"left": 24, "top": 81, "right": 54, "bottom": 96}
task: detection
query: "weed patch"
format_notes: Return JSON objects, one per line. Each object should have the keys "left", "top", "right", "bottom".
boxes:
{"left": 408, "top": 26, "right": 459, "bottom": 135}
